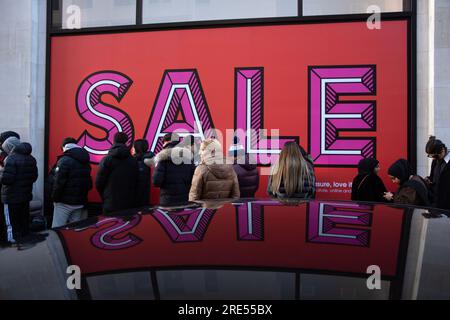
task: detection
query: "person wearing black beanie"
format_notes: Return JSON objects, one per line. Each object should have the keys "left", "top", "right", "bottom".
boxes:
{"left": 351, "top": 158, "right": 387, "bottom": 202}
{"left": 384, "top": 159, "right": 430, "bottom": 206}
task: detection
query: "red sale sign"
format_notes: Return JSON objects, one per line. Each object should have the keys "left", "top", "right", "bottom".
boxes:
{"left": 48, "top": 19, "right": 410, "bottom": 203}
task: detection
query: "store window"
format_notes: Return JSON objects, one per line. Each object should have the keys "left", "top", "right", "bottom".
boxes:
{"left": 142, "top": 0, "right": 298, "bottom": 24}
{"left": 302, "top": 0, "right": 404, "bottom": 16}
{"left": 56, "top": 0, "right": 136, "bottom": 29}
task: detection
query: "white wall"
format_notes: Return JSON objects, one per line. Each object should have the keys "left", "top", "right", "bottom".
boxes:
{"left": 0, "top": 0, "right": 46, "bottom": 203}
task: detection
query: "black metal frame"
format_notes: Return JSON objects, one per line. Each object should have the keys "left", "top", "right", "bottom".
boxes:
{"left": 44, "top": 0, "right": 417, "bottom": 300}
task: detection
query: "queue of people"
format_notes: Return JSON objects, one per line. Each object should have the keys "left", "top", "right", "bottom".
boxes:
{"left": 1, "top": 129, "right": 450, "bottom": 246}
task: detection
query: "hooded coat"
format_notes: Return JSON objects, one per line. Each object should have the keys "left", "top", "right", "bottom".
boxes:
{"left": 51, "top": 145, "right": 92, "bottom": 205}
{"left": 96, "top": 143, "right": 139, "bottom": 213}
{"left": 388, "top": 159, "right": 431, "bottom": 206}
{"left": 0, "top": 142, "right": 38, "bottom": 204}
{"left": 351, "top": 158, "right": 387, "bottom": 202}
{"left": 153, "top": 143, "right": 196, "bottom": 206}
{"left": 189, "top": 162, "right": 240, "bottom": 201}
{"left": 233, "top": 162, "right": 259, "bottom": 198}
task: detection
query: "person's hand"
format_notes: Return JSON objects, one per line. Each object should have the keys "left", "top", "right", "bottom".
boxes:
{"left": 383, "top": 192, "right": 394, "bottom": 201}
{"left": 424, "top": 176, "right": 432, "bottom": 186}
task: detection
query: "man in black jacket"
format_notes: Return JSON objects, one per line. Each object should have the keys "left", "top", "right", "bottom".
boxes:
{"left": 0, "top": 131, "right": 20, "bottom": 244}
{"left": 96, "top": 132, "right": 139, "bottom": 214}
{"left": 133, "top": 139, "right": 155, "bottom": 207}
{"left": 153, "top": 133, "right": 196, "bottom": 206}
{"left": 0, "top": 136, "right": 38, "bottom": 244}
{"left": 51, "top": 137, "right": 92, "bottom": 227}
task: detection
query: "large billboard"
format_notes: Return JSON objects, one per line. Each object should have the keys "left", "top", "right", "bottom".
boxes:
{"left": 48, "top": 19, "right": 409, "bottom": 202}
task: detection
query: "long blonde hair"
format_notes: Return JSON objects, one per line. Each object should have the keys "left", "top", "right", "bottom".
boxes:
{"left": 270, "top": 142, "right": 314, "bottom": 196}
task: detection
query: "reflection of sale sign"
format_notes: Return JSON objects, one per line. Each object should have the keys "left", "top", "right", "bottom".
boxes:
{"left": 49, "top": 20, "right": 409, "bottom": 202}
{"left": 57, "top": 201, "right": 406, "bottom": 277}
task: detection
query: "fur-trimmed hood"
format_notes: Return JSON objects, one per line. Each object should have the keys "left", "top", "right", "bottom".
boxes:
{"left": 156, "top": 146, "right": 193, "bottom": 165}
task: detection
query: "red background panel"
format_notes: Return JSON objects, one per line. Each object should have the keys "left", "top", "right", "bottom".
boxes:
{"left": 58, "top": 203, "right": 405, "bottom": 277}
{"left": 49, "top": 20, "right": 408, "bottom": 203}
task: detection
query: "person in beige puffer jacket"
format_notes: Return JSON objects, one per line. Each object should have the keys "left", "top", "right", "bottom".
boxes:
{"left": 189, "top": 139, "right": 240, "bottom": 201}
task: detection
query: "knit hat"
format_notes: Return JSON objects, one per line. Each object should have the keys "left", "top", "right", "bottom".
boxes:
{"left": 388, "top": 159, "right": 412, "bottom": 184}
{"left": 2, "top": 136, "right": 21, "bottom": 155}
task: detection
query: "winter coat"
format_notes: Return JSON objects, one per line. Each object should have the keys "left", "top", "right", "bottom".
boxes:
{"left": 153, "top": 144, "right": 196, "bottom": 206}
{"left": 96, "top": 144, "right": 139, "bottom": 213}
{"left": 135, "top": 152, "right": 154, "bottom": 207}
{"left": 394, "top": 175, "right": 431, "bottom": 206}
{"left": 0, "top": 143, "right": 38, "bottom": 204}
{"left": 429, "top": 159, "right": 450, "bottom": 210}
{"left": 51, "top": 147, "right": 92, "bottom": 205}
{"left": 351, "top": 173, "right": 387, "bottom": 202}
{"left": 189, "top": 162, "right": 240, "bottom": 201}
{"left": 233, "top": 163, "right": 259, "bottom": 198}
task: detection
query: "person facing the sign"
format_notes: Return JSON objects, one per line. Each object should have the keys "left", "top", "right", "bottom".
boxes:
{"left": 189, "top": 139, "right": 240, "bottom": 201}
{"left": 0, "top": 136, "right": 38, "bottom": 244}
{"left": 132, "top": 139, "right": 155, "bottom": 207}
{"left": 229, "top": 136, "right": 259, "bottom": 198}
{"left": 0, "top": 131, "right": 21, "bottom": 245}
{"left": 384, "top": 159, "right": 430, "bottom": 206}
{"left": 351, "top": 158, "right": 387, "bottom": 202}
{"left": 96, "top": 132, "right": 139, "bottom": 214}
{"left": 425, "top": 136, "right": 450, "bottom": 210}
{"left": 267, "top": 141, "right": 316, "bottom": 199}
{"left": 51, "top": 137, "right": 92, "bottom": 227}
{"left": 153, "top": 133, "right": 196, "bottom": 206}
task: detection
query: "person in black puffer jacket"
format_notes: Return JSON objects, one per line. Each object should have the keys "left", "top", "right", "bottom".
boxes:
{"left": 228, "top": 139, "right": 259, "bottom": 198}
{"left": 133, "top": 139, "right": 155, "bottom": 207}
{"left": 153, "top": 133, "right": 196, "bottom": 206}
{"left": 51, "top": 137, "right": 92, "bottom": 227}
{"left": 0, "top": 131, "right": 20, "bottom": 244}
{"left": 96, "top": 132, "right": 139, "bottom": 214}
{"left": 0, "top": 137, "right": 38, "bottom": 243}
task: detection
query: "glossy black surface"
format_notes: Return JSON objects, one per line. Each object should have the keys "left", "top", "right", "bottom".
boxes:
{"left": 1, "top": 199, "right": 449, "bottom": 300}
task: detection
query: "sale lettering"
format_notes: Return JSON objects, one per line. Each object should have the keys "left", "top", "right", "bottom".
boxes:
{"left": 75, "top": 66, "right": 376, "bottom": 166}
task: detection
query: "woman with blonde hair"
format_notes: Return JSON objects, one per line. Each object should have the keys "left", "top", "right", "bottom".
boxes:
{"left": 267, "top": 142, "right": 316, "bottom": 199}
{"left": 189, "top": 139, "right": 240, "bottom": 201}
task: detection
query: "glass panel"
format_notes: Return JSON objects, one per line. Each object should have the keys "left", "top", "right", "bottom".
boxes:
{"left": 59, "top": 0, "right": 136, "bottom": 29}
{"left": 157, "top": 270, "right": 296, "bottom": 300}
{"left": 300, "top": 274, "right": 390, "bottom": 299}
{"left": 87, "top": 272, "right": 155, "bottom": 300}
{"left": 143, "top": 0, "right": 298, "bottom": 24}
{"left": 303, "top": 0, "right": 404, "bottom": 16}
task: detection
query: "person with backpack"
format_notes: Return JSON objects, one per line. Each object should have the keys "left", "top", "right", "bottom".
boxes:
{"left": 0, "top": 136, "right": 38, "bottom": 244}
{"left": 351, "top": 158, "right": 387, "bottom": 202}
{"left": 51, "top": 137, "right": 92, "bottom": 227}
{"left": 96, "top": 132, "right": 139, "bottom": 214}
{"left": 133, "top": 139, "right": 155, "bottom": 207}
{"left": 384, "top": 159, "right": 430, "bottom": 206}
